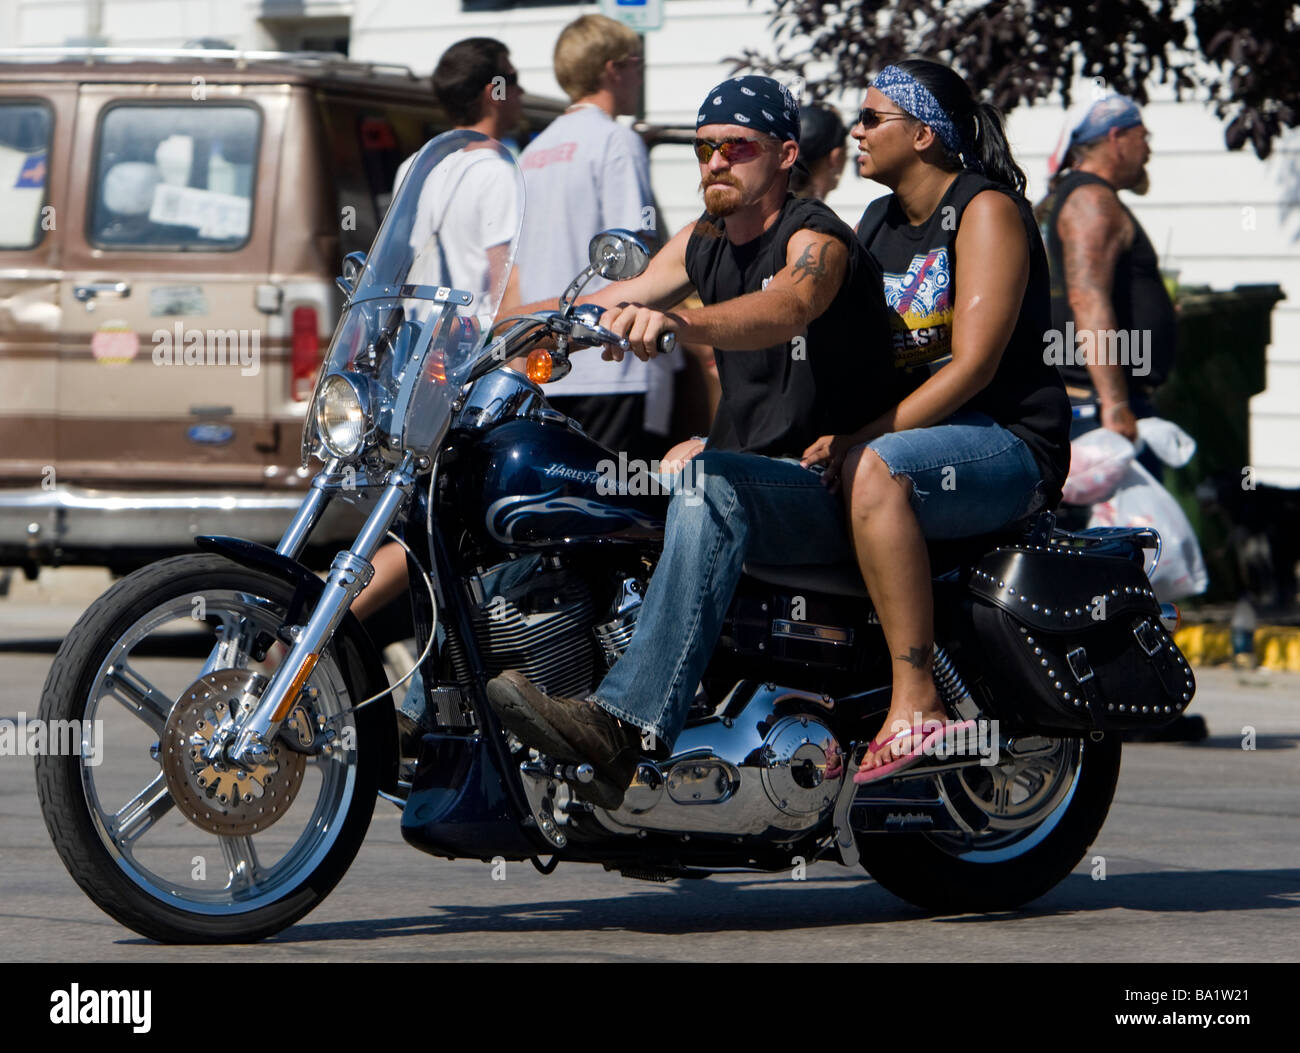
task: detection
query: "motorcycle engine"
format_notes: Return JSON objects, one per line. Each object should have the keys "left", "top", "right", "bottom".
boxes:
{"left": 590, "top": 683, "right": 842, "bottom": 841}
{"left": 444, "top": 562, "right": 642, "bottom": 700}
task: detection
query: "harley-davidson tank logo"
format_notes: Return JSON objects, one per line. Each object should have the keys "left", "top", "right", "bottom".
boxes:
{"left": 486, "top": 487, "right": 662, "bottom": 544}
{"left": 539, "top": 462, "right": 602, "bottom": 485}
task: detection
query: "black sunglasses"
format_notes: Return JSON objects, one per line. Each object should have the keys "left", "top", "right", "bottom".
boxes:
{"left": 856, "top": 106, "right": 914, "bottom": 129}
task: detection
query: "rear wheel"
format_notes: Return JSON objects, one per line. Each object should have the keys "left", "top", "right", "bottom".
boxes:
{"left": 35, "top": 554, "right": 384, "bottom": 943}
{"left": 857, "top": 734, "right": 1121, "bottom": 912}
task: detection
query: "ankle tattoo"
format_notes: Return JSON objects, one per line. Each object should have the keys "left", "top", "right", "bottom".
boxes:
{"left": 894, "top": 643, "right": 933, "bottom": 670}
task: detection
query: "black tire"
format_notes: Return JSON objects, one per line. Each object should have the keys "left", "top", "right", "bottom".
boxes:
{"left": 857, "top": 733, "right": 1121, "bottom": 913}
{"left": 35, "top": 554, "right": 384, "bottom": 943}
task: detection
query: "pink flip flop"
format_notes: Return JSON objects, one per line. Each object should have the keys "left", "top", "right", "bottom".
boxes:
{"left": 852, "top": 719, "right": 977, "bottom": 785}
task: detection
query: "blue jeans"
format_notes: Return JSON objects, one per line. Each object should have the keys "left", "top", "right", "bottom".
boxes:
{"left": 593, "top": 418, "right": 1044, "bottom": 750}
{"left": 592, "top": 450, "right": 855, "bottom": 748}
{"left": 862, "top": 410, "right": 1047, "bottom": 538}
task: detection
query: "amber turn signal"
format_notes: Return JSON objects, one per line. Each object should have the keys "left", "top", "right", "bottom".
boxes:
{"left": 525, "top": 348, "right": 553, "bottom": 384}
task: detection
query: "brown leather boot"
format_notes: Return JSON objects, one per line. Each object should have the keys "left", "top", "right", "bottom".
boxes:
{"left": 486, "top": 670, "right": 642, "bottom": 809}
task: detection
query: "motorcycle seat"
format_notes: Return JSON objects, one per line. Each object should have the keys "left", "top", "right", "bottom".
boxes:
{"left": 741, "top": 522, "right": 1033, "bottom": 600}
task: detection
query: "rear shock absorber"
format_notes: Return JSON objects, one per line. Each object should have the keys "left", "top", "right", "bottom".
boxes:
{"left": 933, "top": 644, "right": 978, "bottom": 721}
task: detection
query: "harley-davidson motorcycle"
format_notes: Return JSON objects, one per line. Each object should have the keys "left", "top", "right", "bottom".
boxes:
{"left": 35, "top": 132, "right": 1197, "bottom": 943}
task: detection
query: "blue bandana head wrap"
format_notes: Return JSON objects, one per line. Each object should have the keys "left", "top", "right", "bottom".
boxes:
{"left": 872, "top": 64, "right": 982, "bottom": 173}
{"left": 697, "top": 75, "right": 801, "bottom": 144}
{"left": 1069, "top": 94, "right": 1143, "bottom": 146}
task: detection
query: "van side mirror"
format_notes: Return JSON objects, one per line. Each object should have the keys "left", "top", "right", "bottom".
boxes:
{"left": 336, "top": 251, "right": 367, "bottom": 296}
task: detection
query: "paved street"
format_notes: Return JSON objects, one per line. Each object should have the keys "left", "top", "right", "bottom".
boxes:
{"left": 1, "top": 574, "right": 1297, "bottom": 962}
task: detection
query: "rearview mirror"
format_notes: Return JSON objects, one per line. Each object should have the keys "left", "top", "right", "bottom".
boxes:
{"left": 588, "top": 230, "right": 649, "bottom": 282}
{"left": 559, "top": 230, "right": 650, "bottom": 316}
{"left": 336, "top": 251, "right": 367, "bottom": 296}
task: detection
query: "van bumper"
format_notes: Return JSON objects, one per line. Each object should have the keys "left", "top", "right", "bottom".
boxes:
{"left": 0, "top": 485, "right": 362, "bottom": 573}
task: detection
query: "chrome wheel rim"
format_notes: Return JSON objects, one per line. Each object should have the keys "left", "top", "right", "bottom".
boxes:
{"left": 928, "top": 737, "right": 1084, "bottom": 863}
{"left": 78, "top": 588, "right": 359, "bottom": 915}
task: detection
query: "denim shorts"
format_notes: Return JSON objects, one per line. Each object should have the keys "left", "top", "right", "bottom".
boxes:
{"left": 858, "top": 410, "right": 1045, "bottom": 540}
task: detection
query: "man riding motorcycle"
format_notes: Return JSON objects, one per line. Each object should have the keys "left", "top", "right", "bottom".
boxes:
{"left": 487, "top": 76, "right": 903, "bottom": 808}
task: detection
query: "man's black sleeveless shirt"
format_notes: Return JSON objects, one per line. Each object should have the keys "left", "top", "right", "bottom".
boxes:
{"left": 1040, "top": 170, "right": 1177, "bottom": 390}
{"left": 684, "top": 195, "right": 901, "bottom": 460}
{"left": 856, "top": 171, "right": 1071, "bottom": 500}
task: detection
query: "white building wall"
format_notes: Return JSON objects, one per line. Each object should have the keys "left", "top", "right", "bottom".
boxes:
{"left": 354, "top": 0, "right": 1300, "bottom": 488}
{"left": 2, "top": 0, "right": 1296, "bottom": 483}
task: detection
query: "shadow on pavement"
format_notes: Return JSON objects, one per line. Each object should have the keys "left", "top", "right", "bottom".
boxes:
{"left": 0, "top": 633, "right": 212, "bottom": 657}
{"left": 939, "top": 868, "right": 1300, "bottom": 921}
{"left": 107, "top": 866, "right": 1297, "bottom": 946}
{"left": 1173, "top": 734, "right": 1300, "bottom": 751}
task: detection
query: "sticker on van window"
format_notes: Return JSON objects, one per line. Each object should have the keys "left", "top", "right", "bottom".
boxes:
{"left": 150, "top": 285, "right": 208, "bottom": 316}
{"left": 148, "top": 184, "right": 250, "bottom": 241}
{"left": 15, "top": 152, "right": 46, "bottom": 188}
{"left": 90, "top": 320, "right": 139, "bottom": 366}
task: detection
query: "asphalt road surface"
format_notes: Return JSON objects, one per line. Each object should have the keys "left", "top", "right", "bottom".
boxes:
{"left": 2, "top": 579, "right": 1297, "bottom": 962}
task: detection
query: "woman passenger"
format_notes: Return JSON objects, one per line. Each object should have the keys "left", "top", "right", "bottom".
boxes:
{"left": 800, "top": 59, "right": 1070, "bottom": 782}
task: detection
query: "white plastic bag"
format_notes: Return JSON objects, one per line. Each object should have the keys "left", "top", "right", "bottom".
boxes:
{"left": 1088, "top": 461, "right": 1209, "bottom": 600}
{"left": 1063, "top": 428, "right": 1135, "bottom": 506}
{"left": 1136, "top": 417, "right": 1197, "bottom": 468}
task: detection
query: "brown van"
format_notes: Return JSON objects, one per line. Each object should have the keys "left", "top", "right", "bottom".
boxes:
{"left": 0, "top": 48, "right": 563, "bottom": 574}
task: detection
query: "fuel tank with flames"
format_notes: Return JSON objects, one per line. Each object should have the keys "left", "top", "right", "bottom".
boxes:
{"left": 450, "top": 414, "right": 670, "bottom": 551}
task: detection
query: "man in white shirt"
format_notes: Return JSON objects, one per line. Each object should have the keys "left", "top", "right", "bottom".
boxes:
{"left": 513, "top": 14, "right": 673, "bottom": 461}
{"left": 356, "top": 38, "right": 524, "bottom": 627}
{"left": 392, "top": 37, "right": 524, "bottom": 326}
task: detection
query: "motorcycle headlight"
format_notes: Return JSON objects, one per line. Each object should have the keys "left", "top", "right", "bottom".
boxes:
{"left": 314, "top": 373, "right": 371, "bottom": 458}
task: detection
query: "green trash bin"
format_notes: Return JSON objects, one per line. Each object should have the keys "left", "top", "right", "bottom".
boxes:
{"left": 1153, "top": 283, "right": 1285, "bottom": 602}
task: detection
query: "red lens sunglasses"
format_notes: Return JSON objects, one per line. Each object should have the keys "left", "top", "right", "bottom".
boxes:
{"left": 693, "top": 137, "right": 768, "bottom": 164}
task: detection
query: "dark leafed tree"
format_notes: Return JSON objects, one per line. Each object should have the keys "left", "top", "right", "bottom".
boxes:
{"left": 731, "top": 0, "right": 1298, "bottom": 159}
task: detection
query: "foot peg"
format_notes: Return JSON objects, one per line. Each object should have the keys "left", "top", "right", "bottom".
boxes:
{"left": 544, "top": 758, "right": 623, "bottom": 810}
{"left": 562, "top": 762, "right": 596, "bottom": 785}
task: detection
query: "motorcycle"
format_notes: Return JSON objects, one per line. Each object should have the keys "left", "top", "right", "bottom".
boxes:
{"left": 35, "top": 131, "right": 1197, "bottom": 943}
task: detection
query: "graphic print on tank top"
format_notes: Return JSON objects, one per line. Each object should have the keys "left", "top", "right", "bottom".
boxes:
{"left": 882, "top": 246, "right": 953, "bottom": 371}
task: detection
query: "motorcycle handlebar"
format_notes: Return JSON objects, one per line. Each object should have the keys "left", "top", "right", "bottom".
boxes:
{"left": 569, "top": 319, "right": 677, "bottom": 358}
{"left": 474, "top": 311, "right": 675, "bottom": 384}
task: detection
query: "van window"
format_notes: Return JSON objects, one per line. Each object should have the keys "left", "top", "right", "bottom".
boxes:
{"left": 318, "top": 98, "right": 443, "bottom": 256}
{"left": 89, "top": 104, "right": 261, "bottom": 250}
{"left": 0, "top": 101, "right": 53, "bottom": 250}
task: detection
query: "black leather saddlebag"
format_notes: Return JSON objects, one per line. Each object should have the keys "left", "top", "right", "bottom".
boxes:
{"left": 965, "top": 542, "right": 1196, "bottom": 733}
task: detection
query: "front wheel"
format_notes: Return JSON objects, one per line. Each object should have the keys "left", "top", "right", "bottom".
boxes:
{"left": 857, "top": 733, "right": 1121, "bottom": 912}
{"left": 35, "top": 554, "right": 385, "bottom": 943}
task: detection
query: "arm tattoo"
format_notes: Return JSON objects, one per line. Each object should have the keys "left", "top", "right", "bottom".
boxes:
{"left": 895, "top": 644, "right": 934, "bottom": 670}
{"left": 1059, "top": 189, "right": 1124, "bottom": 299}
{"left": 791, "top": 242, "right": 831, "bottom": 284}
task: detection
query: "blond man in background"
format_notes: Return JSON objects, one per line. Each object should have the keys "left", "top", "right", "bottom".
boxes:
{"left": 513, "top": 14, "right": 675, "bottom": 463}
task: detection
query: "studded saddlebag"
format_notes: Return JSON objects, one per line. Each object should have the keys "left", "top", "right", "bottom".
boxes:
{"left": 965, "top": 543, "right": 1196, "bottom": 733}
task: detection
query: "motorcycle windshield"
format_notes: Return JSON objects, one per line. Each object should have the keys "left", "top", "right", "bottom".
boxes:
{"left": 303, "top": 130, "right": 524, "bottom": 465}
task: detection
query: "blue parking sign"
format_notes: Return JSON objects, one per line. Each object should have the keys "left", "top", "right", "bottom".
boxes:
{"left": 599, "top": 0, "right": 662, "bottom": 30}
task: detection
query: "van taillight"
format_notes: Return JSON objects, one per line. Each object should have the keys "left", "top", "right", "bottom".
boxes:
{"left": 291, "top": 306, "right": 319, "bottom": 401}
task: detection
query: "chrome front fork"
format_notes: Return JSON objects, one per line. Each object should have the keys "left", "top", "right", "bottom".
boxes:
{"left": 276, "top": 458, "right": 342, "bottom": 560}
{"left": 223, "top": 454, "right": 417, "bottom": 768}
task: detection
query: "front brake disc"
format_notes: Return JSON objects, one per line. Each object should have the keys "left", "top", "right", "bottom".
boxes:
{"left": 161, "top": 668, "right": 307, "bottom": 836}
